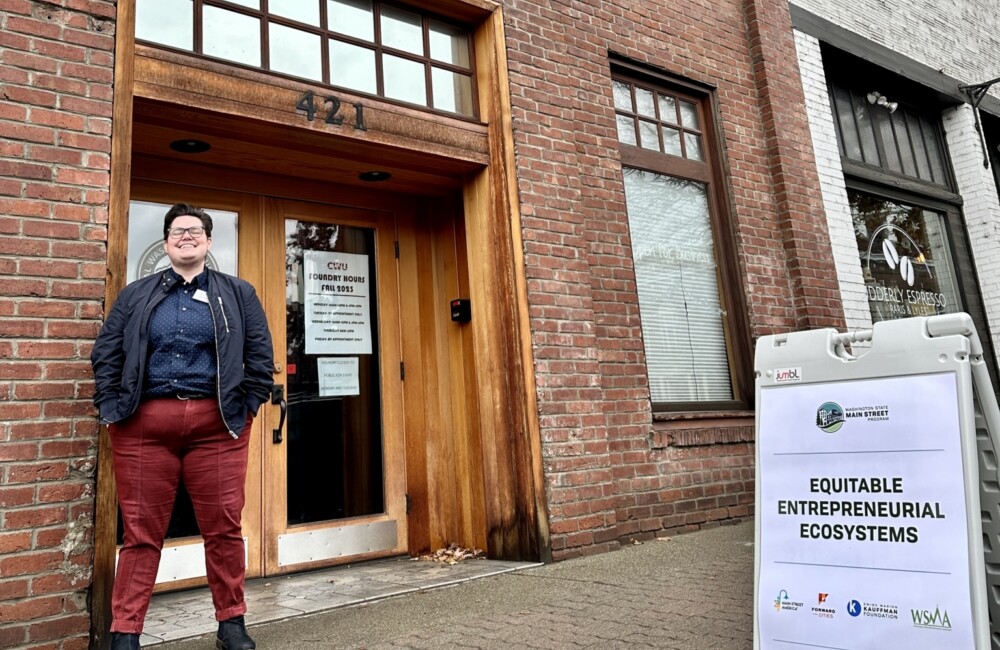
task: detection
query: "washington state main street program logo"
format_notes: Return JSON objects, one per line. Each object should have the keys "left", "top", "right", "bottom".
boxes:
{"left": 816, "top": 402, "right": 845, "bottom": 433}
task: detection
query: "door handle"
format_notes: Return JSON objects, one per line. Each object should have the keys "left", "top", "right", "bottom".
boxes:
{"left": 271, "top": 384, "right": 287, "bottom": 444}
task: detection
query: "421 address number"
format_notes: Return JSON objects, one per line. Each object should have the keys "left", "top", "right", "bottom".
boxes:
{"left": 295, "top": 90, "right": 367, "bottom": 131}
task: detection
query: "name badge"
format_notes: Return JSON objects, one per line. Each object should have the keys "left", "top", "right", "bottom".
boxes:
{"left": 193, "top": 289, "right": 209, "bottom": 303}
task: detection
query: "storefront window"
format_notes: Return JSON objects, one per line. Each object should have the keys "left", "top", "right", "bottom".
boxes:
{"left": 851, "top": 191, "right": 960, "bottom": 322}
{"left": 135, "top": 0, "right": 477, "bottom": 117}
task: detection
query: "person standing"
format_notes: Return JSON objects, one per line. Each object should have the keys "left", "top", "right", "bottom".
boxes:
{"left": 91, "top": 204, "right": 274, "bottom": 650}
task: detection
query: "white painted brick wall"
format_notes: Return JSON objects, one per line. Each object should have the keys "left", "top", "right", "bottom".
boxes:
{"left": 794, "top": 31, "right": 874, "bottom": 338}
{"left": 791, "top": 0, "right": 1000, "bottom": 101}
{"left": 943, "top": 104, "right": 1000, "bottom": 363}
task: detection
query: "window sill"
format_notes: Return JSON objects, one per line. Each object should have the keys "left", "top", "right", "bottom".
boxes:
{"left": 650, "top": 411, "right": 755, "bottom": 449}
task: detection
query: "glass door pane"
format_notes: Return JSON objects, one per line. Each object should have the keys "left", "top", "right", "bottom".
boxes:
{"left": 284, "top": 219, "right": 385, "bottom": 525}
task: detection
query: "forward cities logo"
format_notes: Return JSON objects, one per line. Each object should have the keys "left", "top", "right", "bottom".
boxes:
{"left": 811, "top": 593, "right": 835, "bottom": 619}
{"left": 774, "top": 590, "right": 803, "bottom": 612}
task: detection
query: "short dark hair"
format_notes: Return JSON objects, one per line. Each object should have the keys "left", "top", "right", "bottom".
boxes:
{"left": 163, "top": 203, "right": 214, "bottom": 240}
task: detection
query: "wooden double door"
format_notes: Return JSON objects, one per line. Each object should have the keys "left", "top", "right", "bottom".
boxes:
{"left": 127, "top": 182, "right": 407, "bottom": 588}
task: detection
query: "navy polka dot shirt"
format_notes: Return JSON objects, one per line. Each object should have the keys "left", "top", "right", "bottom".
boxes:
{"left": 143, "top": 268, "right": 218, "bottom": 398}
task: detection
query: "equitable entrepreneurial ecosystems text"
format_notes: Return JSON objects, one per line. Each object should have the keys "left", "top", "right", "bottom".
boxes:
{"left": 776, "top": 476, "right": 945, "bottom": 543}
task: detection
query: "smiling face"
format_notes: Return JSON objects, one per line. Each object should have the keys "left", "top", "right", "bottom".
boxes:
{"left": 163, "top": 214, "right": 212, "bottom": 277}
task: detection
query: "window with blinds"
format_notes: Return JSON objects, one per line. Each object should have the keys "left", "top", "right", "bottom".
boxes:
{"left": 612, "top": 69, "right": 746, "bottom": 410}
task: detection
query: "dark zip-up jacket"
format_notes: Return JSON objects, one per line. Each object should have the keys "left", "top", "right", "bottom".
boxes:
{"left": 91, "top": 269, "right": 274, "bottom": 437}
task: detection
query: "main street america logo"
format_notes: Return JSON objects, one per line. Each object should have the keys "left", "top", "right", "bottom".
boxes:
{"left": 816, "top": 402, "right": 845, "bottom": 433}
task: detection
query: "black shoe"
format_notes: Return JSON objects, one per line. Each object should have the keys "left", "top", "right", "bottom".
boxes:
{"left": 216, "top": 616, "right": 256, "bottom": 650}
{"left": 110, "top": 632, "right": 140, "bottom": 650}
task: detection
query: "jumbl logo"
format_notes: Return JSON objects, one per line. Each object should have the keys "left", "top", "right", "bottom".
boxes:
{"left": 816, "top": 402, "right": 845, "bottom": 433}
{"left": 911, "top": 606, "right": 951, "bottom": 630}
{"left": 774, "top": 367, "right": 801, "bottom": 383}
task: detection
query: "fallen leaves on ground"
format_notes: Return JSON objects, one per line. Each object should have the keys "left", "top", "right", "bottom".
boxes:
{"left": 412, "top": 544, "right": 486, "bottom": 564}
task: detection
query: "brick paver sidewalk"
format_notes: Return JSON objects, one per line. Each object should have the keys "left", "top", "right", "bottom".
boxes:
{"left": 159, "top": 521, "right": 755, "bottom": 649}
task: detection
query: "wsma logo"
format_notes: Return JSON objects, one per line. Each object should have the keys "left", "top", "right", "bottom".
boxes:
{"left": 911, "top": 606, "right": 951, "bottom": 631}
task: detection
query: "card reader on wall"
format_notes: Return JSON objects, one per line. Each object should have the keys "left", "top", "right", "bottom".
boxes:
{"left": 450, "top": 299, "right": 471, "bottom": 322}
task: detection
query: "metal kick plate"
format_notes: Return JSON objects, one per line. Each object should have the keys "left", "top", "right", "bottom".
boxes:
{"left": 278, "top": 520, "right": 398, "bottom": 567}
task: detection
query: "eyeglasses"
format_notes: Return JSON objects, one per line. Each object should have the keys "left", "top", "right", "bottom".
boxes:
{"left": 167, "top": 226, "right": 207, "bottom": 239}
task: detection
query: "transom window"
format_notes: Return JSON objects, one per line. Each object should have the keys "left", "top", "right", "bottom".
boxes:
{"left": 613, "top": 79, "right": 704, "bottom": 161}
{"left": 135, "top": 0, "right": 477, "bottom": 117}
{"left": 828, "top": 81, "right": 949, "bottom": 186}
{"left": 613, "top": 70, "right": 748, "bottom": 411}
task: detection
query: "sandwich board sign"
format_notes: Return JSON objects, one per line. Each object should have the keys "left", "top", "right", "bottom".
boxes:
{"left": 752, "top": 313, "right": 1000, "bottom": 649}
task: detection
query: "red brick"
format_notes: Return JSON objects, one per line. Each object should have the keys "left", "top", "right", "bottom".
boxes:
{"left": 0, "top": 443, "right": 40, "bottom": 462}
{"left": 6, "top": 461, "right": 70, "bottom": 484}
{"left": 37, "top": 482, "right": 89, "bottom": 504}
{"left": 0, "top": 578, "right": 30, "bottom": 603}
{"left": 0, "top": 121, "right": 55, "bottom": 145}
{"left": 0, "top": 318, "right": 44, "bottom": 336}
{"left": 5, "top": 15, "right": 63, "bottom": 39}
{"left": 14, "top": 382, "right": 76, "bottom": 400}
{"left": 27, "top": 613, "right": 90, "bottom": 643}
{"left": 46, "top": 320, "right": 100, "bottom": 338}
{"left": 0, "top": 593, "right": 63, "bottom": 622}
{"left": 18, "top": 300, "right": 76, "bottom": 318}
{"left": 8, "top": 405, "right": 75, "bottom": 433}
{"left": 50, "top": 281, "right": 105, "bottom": 299}
{"left": 21, "top": 220, "right": 80, "bottom": 239}
{"left": 0, "top": 487, "right": 36, "bottom": 508}
{"left": 0, "top": 506, "right": 66, "bottom": 528}
{"left": 0, "top": 402, "right": 43, "bottom": 420}
{"left": 41, "top": 438, "right": 97, "bottom": 458}
{"left": 42, "top": 361, "right": 93, "bottom": 379}
{"left": 0, "top": 160, "right": 53, "bottom": 181}
{"left": 0, "top": 280, "right": 49, "bottom": 301}
{"left": 16, "top": 342, "right": 76, "bottom": 359}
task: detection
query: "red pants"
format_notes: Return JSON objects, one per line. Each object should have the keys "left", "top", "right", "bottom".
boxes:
{"left": 109, "top": 397, "right": 251, "bottom": 634}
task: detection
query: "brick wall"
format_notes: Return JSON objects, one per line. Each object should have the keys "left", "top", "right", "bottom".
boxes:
{"left": 791, "top": 0, "right": 1000, "bottom": 106}
{"left": 943, "top": 105, "right": 1000, "bottom": 360}
{"left": 793, "top": 30, "right": 873, "bottom": 338}
{"left": 0, "top": 0, "right": 116, "bottom": 648}
{"left": 501, "top": 0, "right": 843, "bottom": 558}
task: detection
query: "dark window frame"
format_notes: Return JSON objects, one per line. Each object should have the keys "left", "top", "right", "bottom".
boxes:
{"left": 844, "top": 179, "right": 1000, "bottom": 392}
{"left": 612, "top": 61, "right": 752, "bottom": 414}
{"left": 135, "top": 0, "right": 480, "bottom": 120}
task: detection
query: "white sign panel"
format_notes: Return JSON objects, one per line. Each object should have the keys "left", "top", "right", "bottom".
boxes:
{"left": 757, "top": 372, "right": 974, "bottom": 648}
{"left": 317, "top": 357, "right": 360, "bottom": 397}
{"left": 304, "top": 251, "right": 372, "bottom": 355}
{"left": 126, "top": 200, "right": 238, "bottom": 283}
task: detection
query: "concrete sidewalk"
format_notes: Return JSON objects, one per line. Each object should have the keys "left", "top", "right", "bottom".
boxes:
{"left": 157, "top": 521, "right": 754, "bottom": 649}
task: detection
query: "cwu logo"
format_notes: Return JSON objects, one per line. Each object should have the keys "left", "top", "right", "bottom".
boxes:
{"left": 816, "top": 402, "right": 845, "bottom": 433}
{"left": 847, "top": 600, "right": 862, "bottom": 617}
{"left": 911, "top": 606, "right": 951, "bottom": 630}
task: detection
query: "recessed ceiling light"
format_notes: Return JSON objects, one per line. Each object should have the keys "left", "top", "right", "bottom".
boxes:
{"left": 169, "top": 139, "right": 211, "bottom": 154}
{"left": 358, "top": 171, "right": 392, "bottom": 182}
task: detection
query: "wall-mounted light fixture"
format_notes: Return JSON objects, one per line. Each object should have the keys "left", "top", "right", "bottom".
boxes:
{"left": 959, "top": 75, "right": 1000, "bottom": 169}
{"left": 866, "top": 91, "right": 898, "bottom": 114}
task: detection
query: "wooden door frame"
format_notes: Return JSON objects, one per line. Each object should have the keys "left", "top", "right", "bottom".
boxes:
{"left": 96, "top": 5, "right": 548, "bottom": 648}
